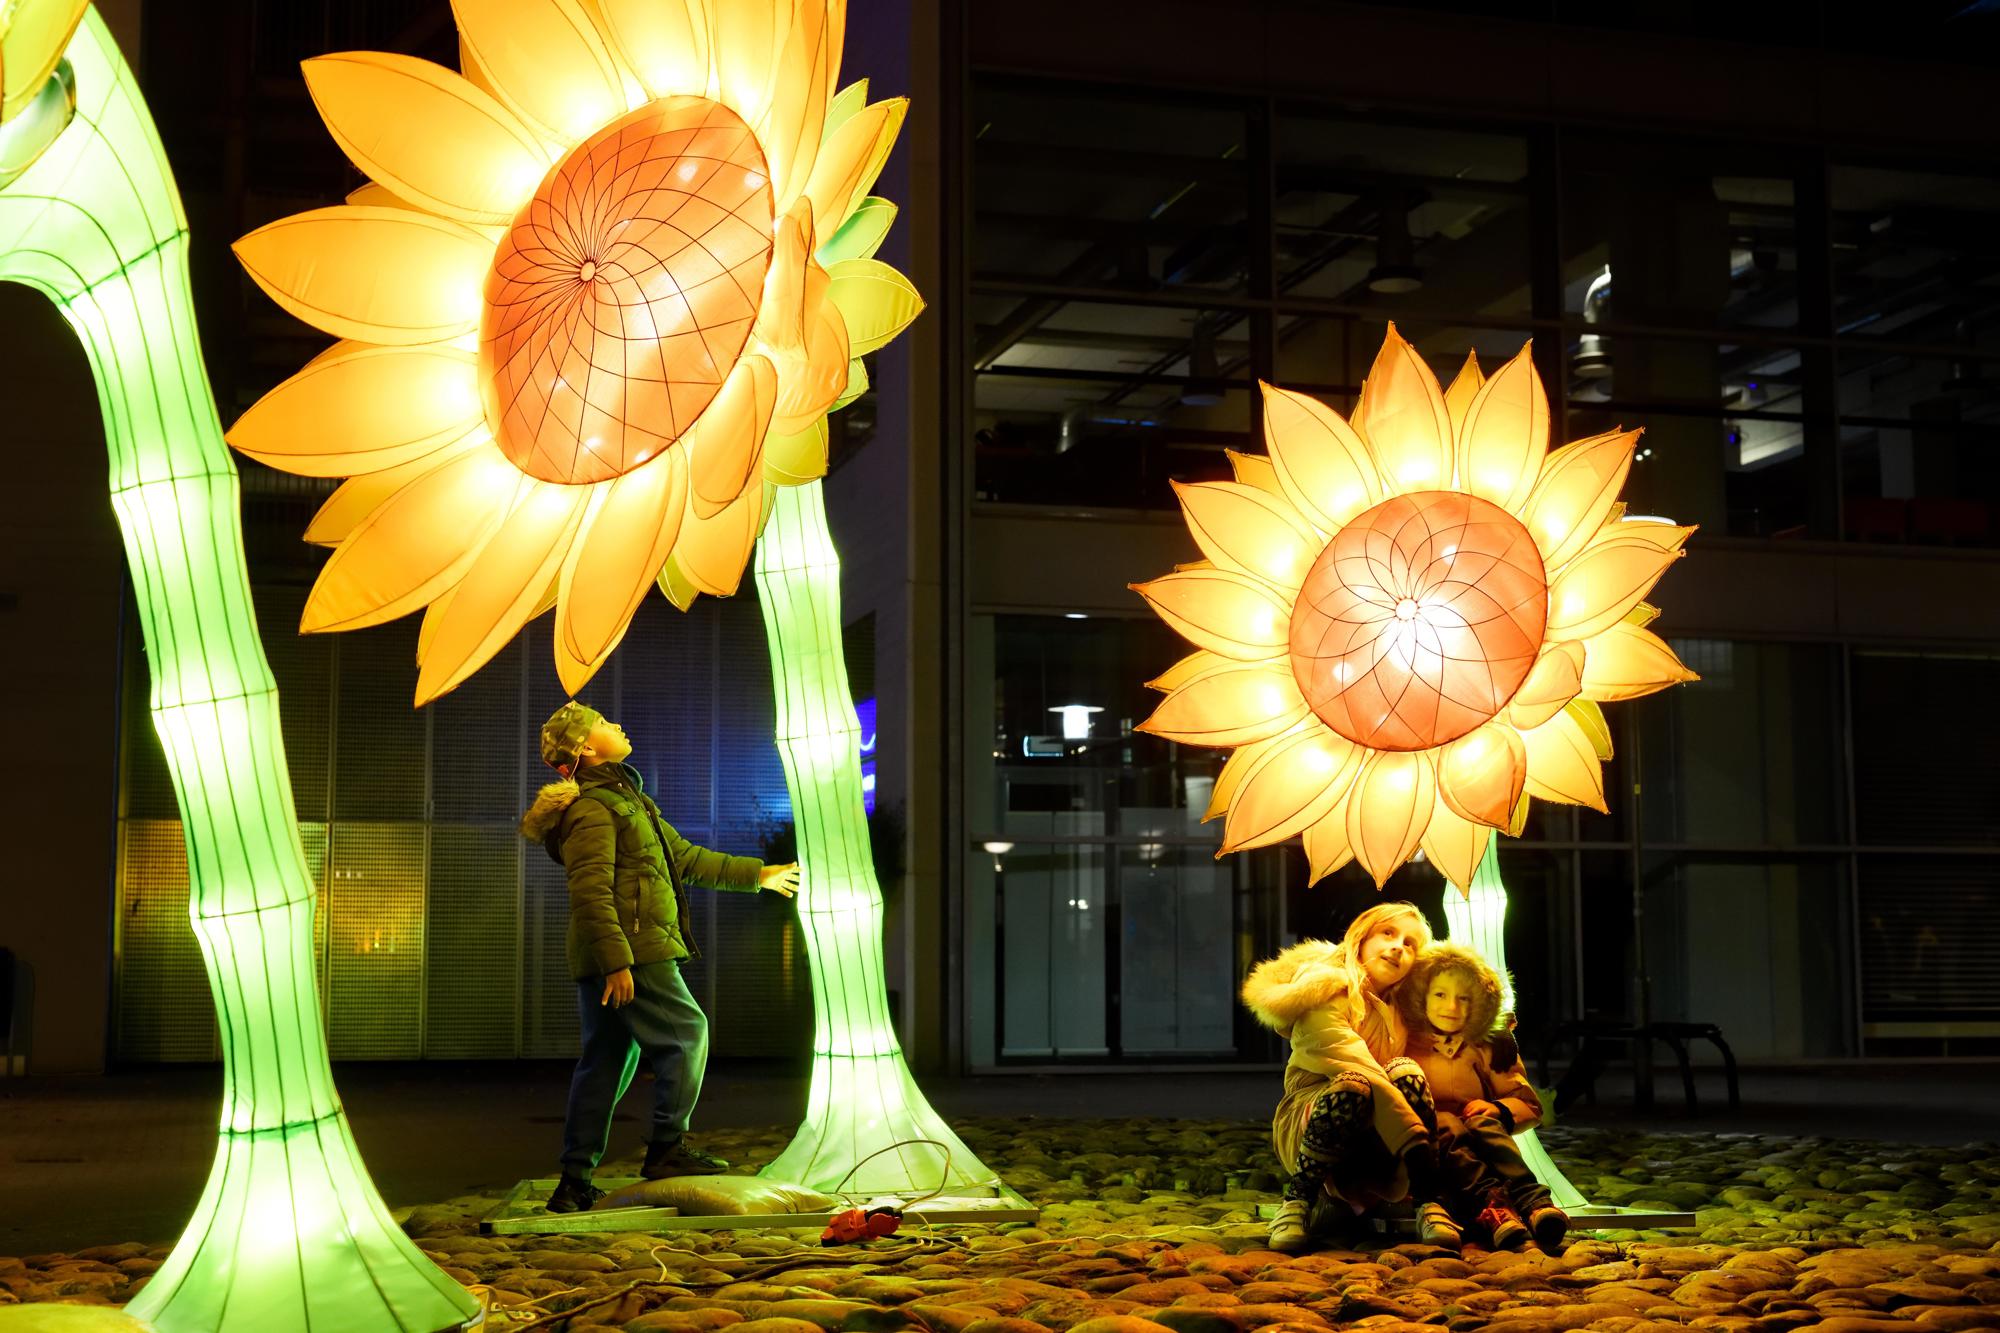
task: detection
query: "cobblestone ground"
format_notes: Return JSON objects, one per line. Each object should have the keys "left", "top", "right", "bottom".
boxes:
{"left": 5, "top": 1119, "right": 2000, "bottom": 1331}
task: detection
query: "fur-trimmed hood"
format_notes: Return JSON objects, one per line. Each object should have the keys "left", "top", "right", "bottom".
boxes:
{"left": 1241, "top": 938, "right": 1353, "bottom": 1034}
{"left": 520, "top": 779, "right": 580, "bottom": 843}
{"left": 1396, "top": 940, "right": 1507, "bottom": 1040}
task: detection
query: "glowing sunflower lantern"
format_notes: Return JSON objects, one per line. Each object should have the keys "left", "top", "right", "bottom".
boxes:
{"left": 230, "top": 0, "right": 923, "bottom": 704}
{"left": 1134, "top": 325, "right": 1698, "bottom": 895}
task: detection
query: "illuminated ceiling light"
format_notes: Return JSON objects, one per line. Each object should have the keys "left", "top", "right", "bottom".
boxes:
{"left": 1572, "top": 265, "right": 1613, "bottom": 380}
{"left": 1131, "top": 324, "right": 1699, "bottom": 897}
{"left": 1064, "top": 611, "right": 1089, "bottom": 619}
{"left": 1366, "top": 196, "right": 1424, "bottom": 295}
{"left": 1050, "top": 703, "right": 1104, "bottom": 739}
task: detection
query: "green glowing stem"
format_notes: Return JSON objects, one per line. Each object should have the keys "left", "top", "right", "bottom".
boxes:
{"left": 0, "top": 12, "right": 475, "bottom": 1330}
{"left": 1441, "top": 847, "right": 1589, "bottom": 1211}
{"left": 751, "top": 481, "right": 999, "bottom": 1196}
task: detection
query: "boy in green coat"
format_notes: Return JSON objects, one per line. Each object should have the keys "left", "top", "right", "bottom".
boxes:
{"left": 522, "top": 702, "right": 800, "bottom": 1213}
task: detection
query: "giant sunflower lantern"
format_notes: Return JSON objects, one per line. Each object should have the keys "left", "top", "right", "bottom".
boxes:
{"left": 1135, "top": 325, "right": 1697, "bottom": 896}
{"left": 231, "top": 0, "right": 922, "bottom": 704}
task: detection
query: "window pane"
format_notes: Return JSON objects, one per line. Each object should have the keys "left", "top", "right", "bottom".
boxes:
{"left": 1830, "top": 164, "right": 2000, "bottom": 344}
{"left": 1838, "top": 345, "right": 2000, "bottom": 547}
{"left": 1852, "top": 652, "right": 2000, "bottom": 847}
{"left": 1858, "top": 855, "right": 2000, "bottom": 1042}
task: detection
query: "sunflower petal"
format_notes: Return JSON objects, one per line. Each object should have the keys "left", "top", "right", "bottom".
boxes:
{"left": 1442, "top": 349, "right": 1483, "bottom": 437}
{"left": 1421, "top": 805, "right": 1493, "bottom": 899}
{"left": 229, "top": 343, "right": 483, "bottom": 476}
{"left": 234, "top": 206, "right": 487, "bottom": 345}
{"left": 303, "top": 448, "right": 522, "bottom": 633}
{"left": 1130, "top": 568, "right": 1293, "bottom": 662}
{"left": 303, "top": 52, "right": 547, "bottom": 226}
{"left": 656, "top": 556, "right": 701, "bottom": 610}
{"left": 1344, "top": 749, "right": 1437, "bottom": 889}
{"left": 1303, "top": 797, "right": 1358, "bottom": 886}
{"left": 1223, "top": 728, "right": 1360, "bottom": 853}
{"left": 826, "top": 257, "right": 923, "bottom": 356}
{"left": 1358, "top": 322, "right": 1452, "bottom": 495}
{"left": 597, "top": 0, "right": 710, "bottom": 99}
{"left": 1137, "top": 663, "right": 1309, "bottom": 748}
{"left": 684, "top": 352, "right": 777, "bottom": 517}
{"left": 756, "top": 200, "right": 814, "bottom": 355}
{"left": 1145, "top": 649, "right": 1225, "bottom": 693}
{"left": 1604, "top": 516, "right": 1698, "bottom": 553}
{"left": 1503, "top": 639, "right": 1586, "bottom": 731}
{"left": 710, "top": 0, "right": 787, "bottom": 128}
{"left": 1546, "top": 533, "right": 1684, "bottom": 642}
{"left": 823, "top": 78, "right": 867, "bottom": 136}
{"left": 1521, "top": 427, "right": 1639, "bottom": 568}
{"left": 304, "top": 434, "right": 489, "bottom": 546}
{"left": 1225, "top": 448, "right": 1286, "bottom": 500}
{"left": 772, "top": 266, "right": 852, "bottom": 432}
{"left": 1260, "top": 382, "right": 1378, "bottom": 533}
{"left": 755, "top": 0, "right": 833, "bottom": 204}
{"left": 832, "top": 356, "right": 868, "bottom": 411}
{"left": 1201, "top": 730, "right": 1282, "bottom": 823}
{"left": 1566, "top": 698, "right": 1614, "bottom": 761}
{"left": 449, "top": 0, "right": 625, "bottom": 145}
{"left": 1436, "top": 721, "right": 1527, "bottom": 829}
{"left": 674, "top": 478, "right": 764, "bottom": 596}
{"left": 557, "top": 447, "right": 688, "bottom": 670}
{"left": 818, "top": 196, "right": 897, "bottom": 265}
{"left": 1579, "top": 621, "right": 1699, "bottom": 701}
{"left": 415, "top": 480, "right": 591, "bottom": 704}
{"left": 802, "top": 97, "right": 906, "bottom": 239}
{"left": 763, "top": 419, "right": 829, "bottom": 485}
{"left": 1455, "top": 342, "right": 1547, "bottom": 513}
{"left": 1173, "top": 480, "right": 1319, "bottom": 590}
{"left": 1520, "top": 708, "right": 1607, "bottom": 812}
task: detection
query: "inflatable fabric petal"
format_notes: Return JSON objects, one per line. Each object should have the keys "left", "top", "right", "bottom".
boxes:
{"left": 303, "top": 435, "right": 488, "bottom": 546}
{"left": 756, "top": 0, "right": 832, "bottom": 204}
{"left": 1137, "top": 662, "right": 1309, "bottom": 748}
{"left": 763, "top": 419, "right": 829, "bottom": 485}
{"left": 229, "top": 343, "right": 483, "bottom": 476}
{"left": 1436, "top": 721, "right": 1527, "bottom": 830}
{"left": 1522, "top": 427, "right": 1639, "bottom": 569}
{"left": 234, "top": 205, "right": 488, "bottom": 345}
{"left": 1260, "top": 382, "right": 1378, "bottom": 534}
{"left": 826, "top": 257, "right": 924, "bottom": 356}
{"left": 1546, "top": 534, "right": 1682, "bottom": 642}
{"left": 803, "top": 97, "right": 906, "bottom": 239}
{"left": 1302, "top": 792, "right": 1358, "bottom": 885}
{"left": 675, "top": 479, "right": 764, "bottom": 596}
{"left": 1441, "top": 348, "right": 1483, "bottom": 438}
{"left": 1174, "top": 480, "right": 1318, "bottom": 590}
{"left": 557, "top": 446, "right": 688, "bottom": 670}
{"left": 303, "top": 51, "right": 547, "bottom": 226}
{"left": 1358, "top": 322, "right": 1452, "bottom": 496}
{"left": 597, "top": 0, "right": 711, "bottom": 100}
{"left": 1225, "top": 447, "right": 1286, "bottom": 500}
{"left": 1455, "top": 343, "right": 1548, "bottom": 514}
{"left": 1223, "top": 727, "right": 1361, "bottom": 853}
{"left": 1345, "top": 749, "right": 1437, "bottom": 889}
{"left": 1145, "top": 649, "right": 1226, "bottom": 694}
{"left": 1421, "top": 803, "right": 1493, "bottom": 899}
{"left": 818, "top": 196, "right": 897, "bottom": 265}
{"left": 1503, "top": 639, "right": 1586, "bottom": 731}
{"left": 683, "top": 352, "right": 777, "bottom": 517}
{"left": 1130, "top": 568, "right": 1294, "bottom": 662}
{"left": 1579, "top": 621, "right": 1699, "bottom": 701}
{"left": 449, "top": 0, "right": 625, "bottom": 145}
{"left": 1519, "top": 708, "right": 1608, "bottom": 812}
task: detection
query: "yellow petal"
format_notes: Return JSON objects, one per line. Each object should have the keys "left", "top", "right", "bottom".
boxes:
{"left": 1455, "top": 343, "right": 1547, "bottom": 513}
{"left": 802, "top": 97, "right": 906, "bottom": 240}
{"left": 763, "top": 419, "right": 829, "bottom": 486}
{"left": 683, "top": 352, "right": 777, "bottom": 517}
{"left": 1545, "top": 534, "right": 1683, "bottom": 642}
{"left": 344, "top": 182, "right": 424, "bottom": 211}
{"left": 1520, "top": 708, "right": 1608, "bottom": 812}
{"left": 1566, "top": 698, "right": 1614, "bottom": 761}
{"left": 1520, "top": 428, "right": 1639, "bottom": 568}
{"left": 823, "top": 78, "right": 867, "bottom": 136}
{"left": 756, "top": 200, "right": 814, "bottom": 355}
{"left": 656, "top": 555, "right": 701, "bottom": 610}
{"left": 1603, "top": 516, "right": 1698, "bottom": 553}
{"left": 1420, "top": 805, "right": 1493, "bottom": 900}
{"left": 710, "top": 0, "right": 787, "bottom": 127}
{"left": 1145, "top": 649, "right": 1225, "bottom": 693}
{"left": 416, "top": 480, "right": 591, "bottom": 704}
{"left": 1436, "top": 721, "right": 1527, "bottom": 830}
{"left": 833, "top": 355, "right": 868, "bottom": 411}
{"left": 826, "top": 258, "right": 924, "bottom": 356}
{"left": 1260, "top": 382, "right": 1378, "bottom": 533}
{"left": 818, "top": 197, "right": 897, "bottom": 266}
{"left": 1130, "top": 568, "right": 1293, "bottom": 662}
{"left": 449, "top": 0, "right": 625, "bottom": 145}
{"left": 556, "top": 447, "right": 688, "bottom": 672}
{"left": 1503, "top": 639, "right": 1586, "bottom": 731}
{"left": 1225, "top": 448, "right": 1286, "bottom": 500}
{"left": 771, "top": 266, "right": 851, "bottom": 432}
{"left": 674, "top": 479, "right": 764, "bottom": 596}
{"left": 304, "top": 448, "right": 522, "bottom": 633}
{"left": 1344, "top": 749, "right": 1437, "bottom": 889}
{"left": 1203, "top": 730, "right": 1287, "bottom": 823}
{"left": 1303, "top": 796, "right": 1358, "bottom": 886}
{"left": 1137, "top": 663, "right": 1309, "bottom": 748}
{"left": 1172, "top": 480, "right": 1319, "bottom": 590}
{"left": 1441, "top": 349, "right": 1483, "bottom": 437}
{"left": 1579, "top": 621, "right": 1698, "bottom": 702}
{"left": 229, "top": 343, "right": 482, "bottom": 476}
{"left": 597, "top": 0, "right": 710, "bottom": 99}
{"left": 1223, "top": 729, "right": 1360, "bottom": 853}
{"left": 303, "top": 52, "right": 547, "bottom": 226}
{"left": 304, "top": 435, "right": 488, "bottom": 546}
{"left": 755, "top": 0, "right": 833, "bottom": 204}
{"left": 234, "top": 206, "right": 487, "bottom": 345}
{"left": 1626, "top": 601, "right": 1661, "bottom": 628}
{"left": 1357, "top": 323, "right": 1452, "bottom": 495}
{"left": 416, "top": 585, "right": 457, "bottom": 665}
{"left": 1, "top": 0, "right": 85, "bottom": 122}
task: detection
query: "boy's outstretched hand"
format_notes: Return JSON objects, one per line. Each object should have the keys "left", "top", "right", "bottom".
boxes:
{"left": 759, "top": 863, "right": 801, "bottom": 898}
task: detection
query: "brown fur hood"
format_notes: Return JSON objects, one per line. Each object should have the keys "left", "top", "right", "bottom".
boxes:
{"left": 520, "top": 779, "right": 580, "bottom": 843}
{"left": 1241, "top": 938, "right": 1352, "bottom": 1034}
{"left": 1396, "top": 941, "right": 1507, "bottom": 1040}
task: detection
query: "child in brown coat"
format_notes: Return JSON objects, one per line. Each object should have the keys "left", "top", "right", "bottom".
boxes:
{"left": 1397, "top": 941, "right": 1567, "bottom": 1249}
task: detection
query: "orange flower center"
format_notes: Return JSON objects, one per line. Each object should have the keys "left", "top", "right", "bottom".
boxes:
{"left": 1289, "top": 491, "right": 1549, "bottom": 752}
{"left": 480, "top": 96, "right": 776, "bottom": 486}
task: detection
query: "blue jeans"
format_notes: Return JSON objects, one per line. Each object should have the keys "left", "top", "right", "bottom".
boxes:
{"left": 558, "top": 960, "right": 708, "bottom": 1179}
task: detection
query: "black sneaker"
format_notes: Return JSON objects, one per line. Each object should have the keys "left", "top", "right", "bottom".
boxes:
{"left": 642, "top": 1138, "right": 729, "bottom": 1179}
{"left": 546, "top": 1174, "right": 605, "bottom": 1214}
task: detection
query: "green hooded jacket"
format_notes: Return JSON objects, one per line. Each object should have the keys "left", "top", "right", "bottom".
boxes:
{"left": 520, "top": 762, "right": 764, "bottom": 979}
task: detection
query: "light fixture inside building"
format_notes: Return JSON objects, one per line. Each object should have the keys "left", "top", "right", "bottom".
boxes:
{"left": 1050, "top": 703, "right": 1104, "bottom": 739}
{"left": 1366, "top": 197, "right": 1424, "bottom": 295}
{"left": 1181, "top": 325, "right": 1225, "bottom": 406}
{"left": 1572, "top": 266, "right": 1613, "bottom": 380}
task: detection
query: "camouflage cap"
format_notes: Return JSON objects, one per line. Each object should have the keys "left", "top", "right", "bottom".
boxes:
{"left": 540, "top": 701, "right": 603, "bottom": 774}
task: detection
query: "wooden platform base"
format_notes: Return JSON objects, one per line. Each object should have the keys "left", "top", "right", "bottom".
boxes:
{"left": 480, "top": 1178, "right": 1041, "bottom": 1235}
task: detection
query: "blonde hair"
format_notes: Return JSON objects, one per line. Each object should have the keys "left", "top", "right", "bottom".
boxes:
{"left": 1335, "top": 901, "right": 1433, "bottom": 1031}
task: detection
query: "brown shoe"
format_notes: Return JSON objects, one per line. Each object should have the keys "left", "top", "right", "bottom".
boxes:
{"left": 642, "top": 1138, "right": 729, "bottom": 1179}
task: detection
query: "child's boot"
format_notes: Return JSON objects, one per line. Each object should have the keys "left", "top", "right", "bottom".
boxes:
{"left": 1269, "top": 1198, "right": 1311, "bottom": 1254}
{"left": 1529, "top": 1204, "right": 1569, "bottom": 1250}
{"left": 1479, "top": 1198, "right": 1530, "bottom": 1248}
{"left": 1416, "top": 1201, "right": 1462, "bottom": 1250}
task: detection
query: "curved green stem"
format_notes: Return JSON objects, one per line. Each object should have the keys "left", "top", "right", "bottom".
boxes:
{"left": 0, "top": 11, "right": 475, "bottom": 1330}
{"left": 1441, "top": 848, "right": 1589, "bottom": 1211}
{"left": 752, "top": 481, "right": 1000, "bottom": 1196}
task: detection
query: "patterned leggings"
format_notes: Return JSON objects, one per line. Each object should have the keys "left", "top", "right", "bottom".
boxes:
{"left": 1284, "top": 1058, "right": 1437, "bottom": 1203}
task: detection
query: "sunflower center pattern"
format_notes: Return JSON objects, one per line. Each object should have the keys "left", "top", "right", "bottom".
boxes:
{"left": 480, "top": 95, "right": 776, "bottom": 486}
{"left": 1289, "top": 490, "right": 1549, "bottom": 752}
